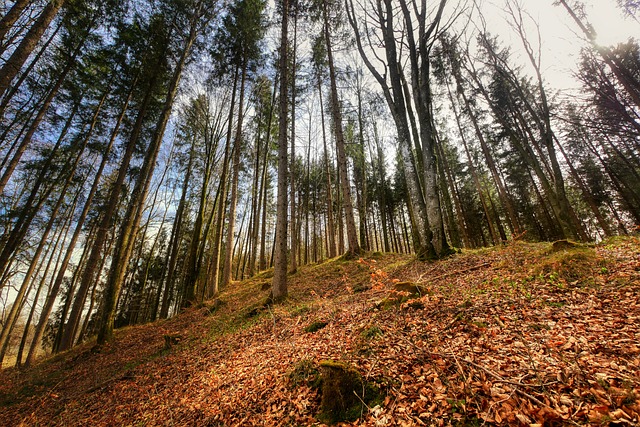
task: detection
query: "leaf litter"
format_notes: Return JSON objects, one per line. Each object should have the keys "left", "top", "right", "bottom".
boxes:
{"left": 0, "top": 237, "right": 638, "bottom": 426}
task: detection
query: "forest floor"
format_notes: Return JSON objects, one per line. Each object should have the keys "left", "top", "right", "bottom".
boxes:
{"left": 0, "top": 237, "right": 639, "bottom": 426}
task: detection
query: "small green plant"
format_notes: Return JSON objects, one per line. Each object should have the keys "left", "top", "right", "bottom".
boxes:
{"left": 545, "top": 301, "right": 565, "bottom": 308}
{"left": 447, "top": 398, "right": 466, "bottom": 413}
{"left": 291, "top": 304, "right": 312, "bottom": 316}
{"left": 288, "top": 358, "right": 320, "bottom": 389}
{"left": 622, "top": 391, "right": 637, "bottom": 405}
{"left": 361, "top": 325, "right": 383, "bottom": 340}
{"left": 596, "top": 376, "right": 610, "bottom": 390}
{"left": 529, "top": 323, "right": 551, "bottom": 331}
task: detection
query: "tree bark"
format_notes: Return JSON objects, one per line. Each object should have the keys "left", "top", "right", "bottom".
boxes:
{"left": 96, "top": 4, "right": 202, "bottom": 344}
{"left": 322, "top": 0, "right": 359, "bottom": 257}
{"left": 317, "top": 82, "right": 337, "bottom": 258}
{"left": 0, "top": 0, "right": 31, "bottom": 46}
{"left": 58, "top": 70, "right": 159, "bottom": 352}
{"left": 223, "top": 60, "right": 248, "bottom": 288}
{"left": 271, "top": 0, "right": 289, "bottom": 302}
{"left": 25, "top": 88, "right": 116, "bottom": 366}
{"left": 0, "top": 0, "right": 66, "bottom": 99}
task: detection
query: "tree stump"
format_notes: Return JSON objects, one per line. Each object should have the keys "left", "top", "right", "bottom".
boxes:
{"left": 319, "top": 360, "right": 364, "bottom": 424}
{"left": 163, "top": 334, "right": 182, "bottom": 350}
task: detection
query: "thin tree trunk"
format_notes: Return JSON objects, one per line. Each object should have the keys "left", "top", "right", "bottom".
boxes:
{"left": 258, "top": 77, "right": 277, "bottom": 272}
{"left": 347, "top": 0, "right": 434, "bottom": 259}
{"left": 289, "top": 7, "right": 299, "bottom": 273}
{"left": 354, "top": 84, "right": 369, "bottom": 250}
{"left": 0, "top": 95, "right": 81, "bottom": 287}
{"left": 318, "top": 82, "right": 336, "bottom": 258}
{"left": 202, "top": 69, "right": 237, "bottom": 303}
{"left": 51, "top": 222, "right": 95, "bottom": 353}
{"left": 446, "top": 81, "right": 499, "bottom": 245}
{"left": 16, "top": 187, "right": 74, "bottom": 367}
{"left": 159, "top": 138, "right": 196, "bottom": 319}
{"left": 0, "top": 177, "right": 80, "bottom": 364}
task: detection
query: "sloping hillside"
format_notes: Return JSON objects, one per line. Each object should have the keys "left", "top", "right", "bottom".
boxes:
{"left": 0, "top": 238, "right": 639, "bottom": 426}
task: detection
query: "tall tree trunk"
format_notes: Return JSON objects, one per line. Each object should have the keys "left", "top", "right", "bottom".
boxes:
{"left": 447, "top": 45, "right": 521, "bottom": 235}
{"left": 96, "top": 6, "right": 201, "bottom": 344}
{"left": 322, "top": 0, "right": 359, "bottom": 257}
{"left": 132, "top": 147, "right": 174, "bottom": 324}
{"left": 202, "top": 68, "right": 237, "bottom": 303}
{"left": 184, "top": 120, "right": 216, "bottom": 302}
{"left": 0, "top": 0, "right": 67, "bottom": 99}
{"left": 159, "top": 138, "right": 195, "bottom": 319}
{"left": 271, "top": 0, "right": 289, "bottom": 302}
{"left": 247, "top": 93, "right": 266, "bottom": 277}
{"left": 398, "top": 0, "right": 451, "bottom": 257}
{"left": 58, "top": 71, "right": 160, "bottom": 352}
{"left": 222, "top": 61, "right": 248, "bottom": 289}
{"left": 258, "top": 77, "right": 277, "bottom": 272}
{"left": 318, "top": 82, "right": 337, "bottom": 258}
{"left": 25, "top": 88, "right": 116, "bottom": 366}
{"left": 354, "top": 84, "right": 369, "bottom": 250}
{"left": 289, "top": 9, "right": 299, "bottom": 273}
{"left": 346, "top": 0, "right": 434, "bottom": 259}
{"left": 0, "top": 0, "right": 31, "bottom": 46}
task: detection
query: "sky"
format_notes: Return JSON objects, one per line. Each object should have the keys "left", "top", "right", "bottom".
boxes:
{"left": 478, "top": 0, "right": 640, "bottom": 91}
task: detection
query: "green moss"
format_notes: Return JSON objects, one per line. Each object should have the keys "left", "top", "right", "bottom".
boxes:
{"left": 533, "top": 244, "right": 598, "bottom": 285}
{"left": 339, "top": 249, "right": 364, "bottom": 262}
{"left": 393, "top": 281, "right": 424, "bottom": 297}
{"left": 304, "top": 320, "right": 328, "bottom": 333}
{"left": 351, "top": 281, "right": 371, "bottom": 293}
{"left": 254, "top": 268, "right": 274, "bottom": 279}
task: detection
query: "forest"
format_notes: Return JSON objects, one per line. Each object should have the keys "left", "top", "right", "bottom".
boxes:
{"left": 0, "top": 0, "right": 638, "bottom": 372}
